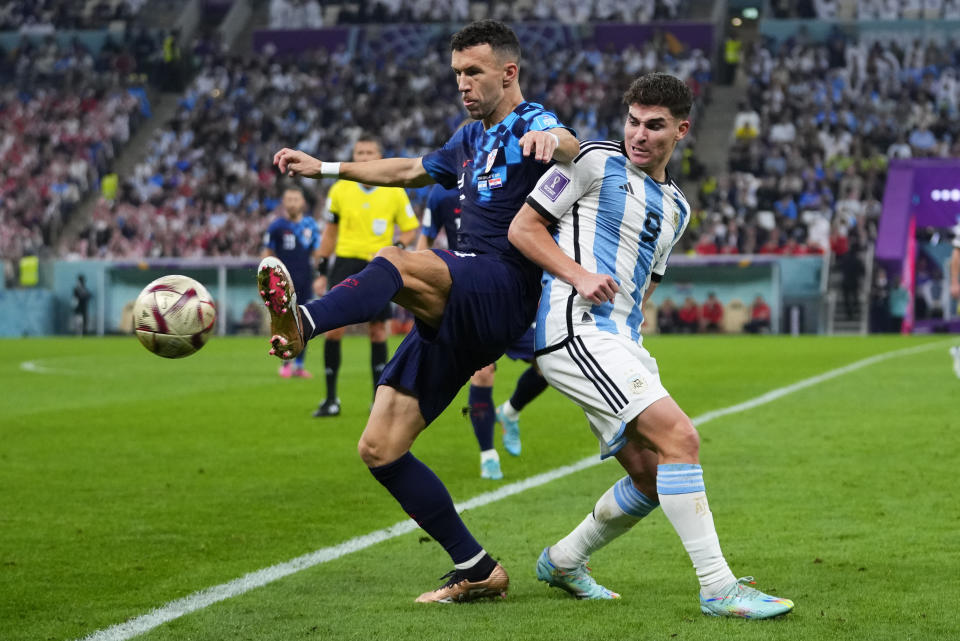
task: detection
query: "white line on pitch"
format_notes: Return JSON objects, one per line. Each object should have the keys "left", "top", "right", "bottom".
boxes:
{"left": 74, "top": 339, "right": 949, "bottom": 641}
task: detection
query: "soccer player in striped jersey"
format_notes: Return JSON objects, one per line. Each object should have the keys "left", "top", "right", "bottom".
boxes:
{"left": 263, "top": 21, "right": 579, "bottom": 603}
{"left": 509, "top": 73, "right": 794, "bottom": 618}
{"left": 417, "top": 183, "right": 549, "bottom": 480}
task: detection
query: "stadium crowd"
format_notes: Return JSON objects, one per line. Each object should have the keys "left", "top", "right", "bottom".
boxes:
{"left": 268, "top": 0, "right": 688, "bottom": 27}
{"left": 691, "top": 31, "right": 960, "bottom": 260}
{"left": 770, "top": 0, "right": 960, "bottom": 19}
{"left": 0, "top": 0, "right": 149, "bottom": 31}
{"left": 0, "top": 36, "right": 147, "bottom": 282}
{"left": 69, "top": 34, "right": 710, "bottom": 259}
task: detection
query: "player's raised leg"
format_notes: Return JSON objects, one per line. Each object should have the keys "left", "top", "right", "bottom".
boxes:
{"left": 258, "top": 246, "right": 451, "bottom": 360}
{"left": 360, "top": 385, "right": 508, "bottom": 602}
{"left": 629, "top": 396, "right": 794, "bottom": 619}
{"left": 537, "top": 443, "right": 659, "bottom": 599}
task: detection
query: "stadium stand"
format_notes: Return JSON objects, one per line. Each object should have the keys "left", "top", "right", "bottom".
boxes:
{"left": 0, "top": 0, "right": 149, "bottom": 31}
{"left": 770, "top": 0, "right": 960, "bottom": 20}
{"left": 268, "top": 0, "right": 688, "bottom": 26}
{"left": 695, "top": 30, "right": 960, "bottom": 260}
{"left": 0, "top": 46, "right": 147, "bottom": 281}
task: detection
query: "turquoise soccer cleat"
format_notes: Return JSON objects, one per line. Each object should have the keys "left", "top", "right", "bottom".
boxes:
{"left": 699, "top": 576, "right": 794, "bottom": 619}
{"left": 497, "top": 405, "right": 522, "bottom": 456}
{"left": 535, "top": 548, "right": 620, "bottom": 600}
{"left": 480, "top": 457, "right": 503, "bottom": 480}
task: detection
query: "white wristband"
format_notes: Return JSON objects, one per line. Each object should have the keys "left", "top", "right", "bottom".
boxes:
{"left": 321, "top": 162, "right": 341, "bottom": 178}
{"left": 547, "top": 132, "right": 559, "bottom": 146}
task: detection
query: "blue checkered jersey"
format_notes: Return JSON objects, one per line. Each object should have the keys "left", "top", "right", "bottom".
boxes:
{"left": 263, "top": 216, "right": 321, "bottom": 291}
{"left": 421, "top": 102, "right": 572, "bottom": 275}
{"left": 525, "top": 140, "right": 690, "bottom": 351}
{"left": 422, "top": 184, "right": 462, "bottom": 251}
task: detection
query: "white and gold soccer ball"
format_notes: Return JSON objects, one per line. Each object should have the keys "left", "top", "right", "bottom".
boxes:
{"left": 133, "top": 275, "right": 216, "bottom": 358}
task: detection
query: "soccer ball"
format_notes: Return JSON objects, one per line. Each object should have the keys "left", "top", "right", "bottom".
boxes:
{"left": 133, "top": 275, "right": 216, "bottom": 358}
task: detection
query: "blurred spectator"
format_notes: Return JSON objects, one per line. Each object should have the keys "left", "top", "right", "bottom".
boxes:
{"left": 839, "top": 246, "right": 865, "bottom": 319}
{"left": 678, "top": 297, "right": 700, "bottom": 332}
{"left": 888, "top": 275, "right": 909, "bottom": 331}
{"left": 701, "top": 292, "right": 723, "bottom": 332}
{"left": 744, "top": 294, "right": 771, "bottom": 333}
{"left": 657, "top": 297, "right": 679, "bottom": 333}
{"left": 233, "top": 301, "right": 265, "bottom": 334}
{"left": 72, "top": 274, "right": 91, "bottom": 336}
{"left": 732, "top": 101, "right": 760, "bottom": 141}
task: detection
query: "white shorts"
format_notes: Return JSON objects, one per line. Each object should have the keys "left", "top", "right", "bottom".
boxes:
{"left": 536, "top": 332, "right": 670, "bottom": 459}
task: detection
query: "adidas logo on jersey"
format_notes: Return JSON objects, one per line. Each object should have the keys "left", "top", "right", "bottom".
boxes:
{"left": 617, "top": 182, "right": 635, "bottom": 194}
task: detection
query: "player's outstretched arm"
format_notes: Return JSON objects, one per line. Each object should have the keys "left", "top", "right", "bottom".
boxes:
{"left": 518, "top": 128, "right": 580, "bottom": 164}
{"left": 509, "top": 204, "right": 617, "bottom": 304}
{"left": 273, "top": 148, "right": 435, "bottom": 188}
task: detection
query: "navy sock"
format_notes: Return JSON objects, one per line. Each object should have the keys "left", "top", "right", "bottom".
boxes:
{"left": 369, "top": 452, "right": 483, "bottom": 565}
{"left": 371, "top": 340, "right": 387, "bottom": 394}
{"left": 509, "top": 366, "right": 548, "bottom": 412}
{"left": 468, "top": 385, "right": 495, "bottom": 452}
{"left": 324, "top": 339, "right": 341, "bottom": 401}
{"left": 301, "top": 257, "right": 403, "bottom": 338}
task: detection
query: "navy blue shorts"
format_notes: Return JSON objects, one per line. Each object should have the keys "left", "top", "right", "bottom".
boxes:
{"left": 505, "top": 326, "right": 535, "bottom": 361}
{"left": 380, "top": 250, "right": 540, "bottom": 424}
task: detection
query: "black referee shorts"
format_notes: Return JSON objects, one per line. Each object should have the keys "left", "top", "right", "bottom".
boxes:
{"left": 329, "top": 256, "right": 393, "bottom": 323}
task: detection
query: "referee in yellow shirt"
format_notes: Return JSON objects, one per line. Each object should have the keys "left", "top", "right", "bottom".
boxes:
{"left": 313, "top": 135, "right": 420, "bottom": 417}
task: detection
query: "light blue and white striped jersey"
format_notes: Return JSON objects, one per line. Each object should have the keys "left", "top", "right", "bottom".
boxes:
{"left": 525, "top": 140, "right": 690, "bottom": 352}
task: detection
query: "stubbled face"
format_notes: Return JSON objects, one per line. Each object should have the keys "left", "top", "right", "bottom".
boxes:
{"left": 622, "top": 104, "right": 689, "bottom": 179}
{"left": 352, "top": 141, "right": 382, "bottom": 162}
{"left": 451, "top": 44, "right": 509, "bottom": 122}
{"left": 283, "top": 190, "right": 306, "bottom": 218}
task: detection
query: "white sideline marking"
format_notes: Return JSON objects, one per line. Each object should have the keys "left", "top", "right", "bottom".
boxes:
{"left": 74, "top": 340, "right": 948, "bottom": 641}
{"left": 20, "top": 359, "right": 83, "bottom": 375}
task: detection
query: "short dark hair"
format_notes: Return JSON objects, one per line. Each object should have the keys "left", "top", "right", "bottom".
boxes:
{"left": 450, "top": 20, "right": 521, "bottom": 62}
{"left": 354, "top": 132, "right": 381, "bottom": 152}
{"left": 622, "top": 73, "right": 692, "bottom": 119}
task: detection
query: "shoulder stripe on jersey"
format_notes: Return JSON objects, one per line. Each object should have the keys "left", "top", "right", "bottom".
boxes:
{"left": 565, "top": 203, "right": 582, "bottom": 338}
{"left": 526, "top": 196, "right": 559, "bottom": 224}
{"left": 574, "top": 141, "right": 622, "bottom": 163}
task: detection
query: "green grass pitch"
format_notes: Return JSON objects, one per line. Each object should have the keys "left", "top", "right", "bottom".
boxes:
{"left": 2, "top": 334, "right": 958, "bottom": 641}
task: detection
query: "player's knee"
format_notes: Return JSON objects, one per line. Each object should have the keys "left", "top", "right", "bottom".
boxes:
{"left": 374, "top": 245, "right": 405, "bottom": 266}
{"left": 670, "top": 417, "right": 700, "bottom": 458}
{"left": 471, "top": 364, "right": 495, "bottom": 386}
{"left": 357, "top": 435, "right": 386, "bottom": 467}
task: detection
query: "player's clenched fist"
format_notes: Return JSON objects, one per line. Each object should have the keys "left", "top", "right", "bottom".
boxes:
{"left": 573, "top": 271, "right": 619, "bottom": 305}
{"left": 518, "top": 130, "right": 559, "bottom": 163}
{"left": 273, "top": 148, "right": 323, "bottom": 178}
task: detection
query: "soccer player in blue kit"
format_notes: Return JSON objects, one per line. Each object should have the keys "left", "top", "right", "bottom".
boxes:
{"left": 418, "top": 183, "right": 549, "bottom": 480}
{"left": 261, "top": 186, "right": 322, "bottom": 378}
{"left": 262, "top": 20, "right": 579, "bottom": 602}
